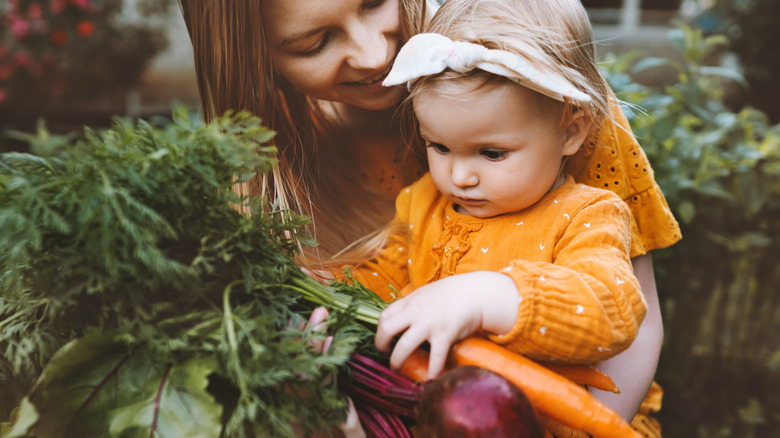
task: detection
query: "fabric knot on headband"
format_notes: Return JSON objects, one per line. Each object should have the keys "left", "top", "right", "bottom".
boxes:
{"left": 383, "top": 33, "right": 592, "bottom": 105}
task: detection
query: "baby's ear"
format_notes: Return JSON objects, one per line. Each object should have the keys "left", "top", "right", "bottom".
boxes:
{"left": 561, "top": 108, "right": 593, "bottom": 157}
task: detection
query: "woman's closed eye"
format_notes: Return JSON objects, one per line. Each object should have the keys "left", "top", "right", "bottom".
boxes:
{"left": 298, "top": 33, "right": 331, "bottom": 57}
{"left": 427, "top": 142, "right": 450, "bottom": 154}
{"left": 480, "top": 149, "right": 508, "bottom": 161}
{"left": 363, "top": 0, "right": 387, "bottom": 10}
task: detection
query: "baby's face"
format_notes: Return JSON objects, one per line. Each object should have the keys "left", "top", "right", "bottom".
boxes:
{"left": 415, "top": 81, "right": 575, "bottom": 218}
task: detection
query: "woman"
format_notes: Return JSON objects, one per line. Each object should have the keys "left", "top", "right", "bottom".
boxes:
{"left": 178, "top": 0, "right": 679, "bottom": 434}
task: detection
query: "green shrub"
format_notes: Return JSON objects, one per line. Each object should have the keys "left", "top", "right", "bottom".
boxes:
{"left": 602, "top": 23, "right": 780, "bottom": 437}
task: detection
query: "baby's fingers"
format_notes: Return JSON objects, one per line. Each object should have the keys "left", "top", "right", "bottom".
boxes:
{"left": 388, "top": 328, "right": 428, "bottom": 371}
{"left": 425, "top": 338, "right": 452, "bottom": 380}
{"left": 375, "top": 308, "right": 411, "bottom": 354}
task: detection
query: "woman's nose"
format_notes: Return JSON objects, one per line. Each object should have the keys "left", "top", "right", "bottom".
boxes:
{"left": 346, "top": 21, "right": 388, "bottom": 70}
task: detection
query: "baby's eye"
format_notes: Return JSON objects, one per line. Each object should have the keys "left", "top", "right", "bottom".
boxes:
{"left": 480, "top": 149, "right": 508, "bottom": 161}
{"left": 427, "top": 143, "right": 450, "bottom": 154}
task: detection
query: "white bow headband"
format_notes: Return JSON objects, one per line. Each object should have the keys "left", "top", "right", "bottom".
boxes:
{"left": 383, "top": 33, "right": 592, "bottom": 105}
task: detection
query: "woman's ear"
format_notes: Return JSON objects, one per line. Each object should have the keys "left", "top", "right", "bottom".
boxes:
{"left": 561, "top": 108, "right": 594, "bottom": 157}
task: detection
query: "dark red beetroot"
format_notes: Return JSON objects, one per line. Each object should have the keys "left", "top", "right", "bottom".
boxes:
{"left": 416, "top": 366, "right": 543, "bottom": 438}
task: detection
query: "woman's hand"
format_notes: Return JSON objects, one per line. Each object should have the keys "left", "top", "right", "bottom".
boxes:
{"left": 304, "top": 307, "right": 366, "bottom": 438}
{"left": 375, "top": 271, "right": 520, "bottom": 380}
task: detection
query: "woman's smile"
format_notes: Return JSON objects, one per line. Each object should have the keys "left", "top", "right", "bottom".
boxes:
{"left": 263, "top": 0, "right": 402, "bottom": 111}
{"left": 350, "top": 64, "right": 393, "bottom": 86}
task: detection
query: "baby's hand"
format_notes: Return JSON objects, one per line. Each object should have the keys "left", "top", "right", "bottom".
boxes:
{"left": 374, "top": 271, "right": 520, "bottom": 380}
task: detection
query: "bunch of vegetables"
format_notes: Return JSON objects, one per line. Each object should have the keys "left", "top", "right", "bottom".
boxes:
{"left": 0, "top": 108, "right": 640, "bottom": 438}
{"left": 0, "top": 108, "right": 381, "bottom": 436}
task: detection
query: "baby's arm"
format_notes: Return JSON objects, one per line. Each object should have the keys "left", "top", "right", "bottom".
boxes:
{"left": 487, "top": 192, "right": 645, "bottom": 362}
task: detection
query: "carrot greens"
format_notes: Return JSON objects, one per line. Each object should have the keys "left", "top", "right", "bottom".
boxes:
{"left": 0, "top": 108, "right": 382, "bottom": 437}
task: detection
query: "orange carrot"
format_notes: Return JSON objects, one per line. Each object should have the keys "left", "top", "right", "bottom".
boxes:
{"left": 540, "top": 362, "right": 620, "bottom": 394}
{"left": 400, "top": 346, "right": 619, "bottom": 393}
{"left": 398, "top": 347, "right": 431, "bottom": 384}
{"left": 399, "top": 337, "right": 640, "bottom": 438}
{"left": 540, "top": 417, "right": 592, "bottom": 438}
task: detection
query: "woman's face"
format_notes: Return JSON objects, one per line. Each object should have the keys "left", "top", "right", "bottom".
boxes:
{"left": 262, "top": 0, "right": 404, "bottom": 111}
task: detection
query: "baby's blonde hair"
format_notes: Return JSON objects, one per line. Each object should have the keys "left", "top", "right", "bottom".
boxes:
{"left": 403, "top": 0, "right": 612, "bottom": 151}
{"left": 333, "top": 0, "right": 617, "bottom": 269}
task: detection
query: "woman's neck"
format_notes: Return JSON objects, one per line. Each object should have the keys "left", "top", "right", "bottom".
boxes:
{"left": 319, "top": 101, "right": 398, "bottom": 136}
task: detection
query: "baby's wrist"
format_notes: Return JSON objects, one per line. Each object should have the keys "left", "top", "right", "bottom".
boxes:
{"left": 475, "top": 272, "right": 520, "bottom": 336}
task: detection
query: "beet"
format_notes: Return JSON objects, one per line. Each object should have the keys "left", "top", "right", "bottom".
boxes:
{"left": 416, "top": 366, "right": 543, "bottom": 438}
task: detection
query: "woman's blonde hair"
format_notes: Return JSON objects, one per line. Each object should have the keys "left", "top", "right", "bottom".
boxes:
{"left": 178, "top": 0, "right": 428, "bottom": 259}
{"left": 403, "top": 0, "right": 612, "bottom": 152}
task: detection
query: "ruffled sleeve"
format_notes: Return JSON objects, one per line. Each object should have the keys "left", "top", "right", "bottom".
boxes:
{"left": 487, "top": 191, "right": 647, "bottom": 363}
{"left": 566, "top": 100, "right": 681, "bottom": 257}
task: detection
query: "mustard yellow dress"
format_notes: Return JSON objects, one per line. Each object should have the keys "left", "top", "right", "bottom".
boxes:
{"left": 346, "top": 174, "right": 647, "bottom": 364}
{"left": 354, "top": 104, "right": 678, "bottom": 437}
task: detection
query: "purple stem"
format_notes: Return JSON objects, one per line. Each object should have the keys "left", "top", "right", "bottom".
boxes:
{"left": 150, "top": 364, "right": 172, "bottom": 438}
{"left": 73, "top": 354, "right": 131, "bottom": 418}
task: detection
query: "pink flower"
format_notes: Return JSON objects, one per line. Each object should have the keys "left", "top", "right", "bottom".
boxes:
{"left": 51, "top": 0, "right": 66, "bottom": 14}
{"left": 27, "top": 3, "right": 43, "bottom": 19}
{"left": 10, "top": 17, "right": 29, "bottom": 38}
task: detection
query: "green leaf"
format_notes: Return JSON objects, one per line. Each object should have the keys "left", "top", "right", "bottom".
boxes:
{"left": 698, "top": 66, "right": 749, "bottom": 89}
{"left": 737, "top": 398, "right": 765, "bottom": 425}
{"left": 3, "top": 120, "right": 76, "bottom": 157}
{"left": 631, "top": 56, "right": 684, "bottom": 76}
{"left": 677, "top": 200, "right": 696, "bottom": 224}
{"left": 107, "top": 358, "right": 222, "bottom": 438}
{"left": 767, "top": 349, "right": 780, "bottom": 372}
{"left": 6, "top": 332, "right": 222, "bottom": 438}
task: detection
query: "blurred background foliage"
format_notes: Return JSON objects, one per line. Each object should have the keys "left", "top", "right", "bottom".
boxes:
{"left": 603, "top": 22, "right": 780, "bottom": 438}
{"left": 0, "top": 0, "right": 779, "bottom": 437}
{"left": 0, "top": 0, "right": 172, "bottom": 117}
{"left": 704, "top": 0, "right": 780, "bottom": 123}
